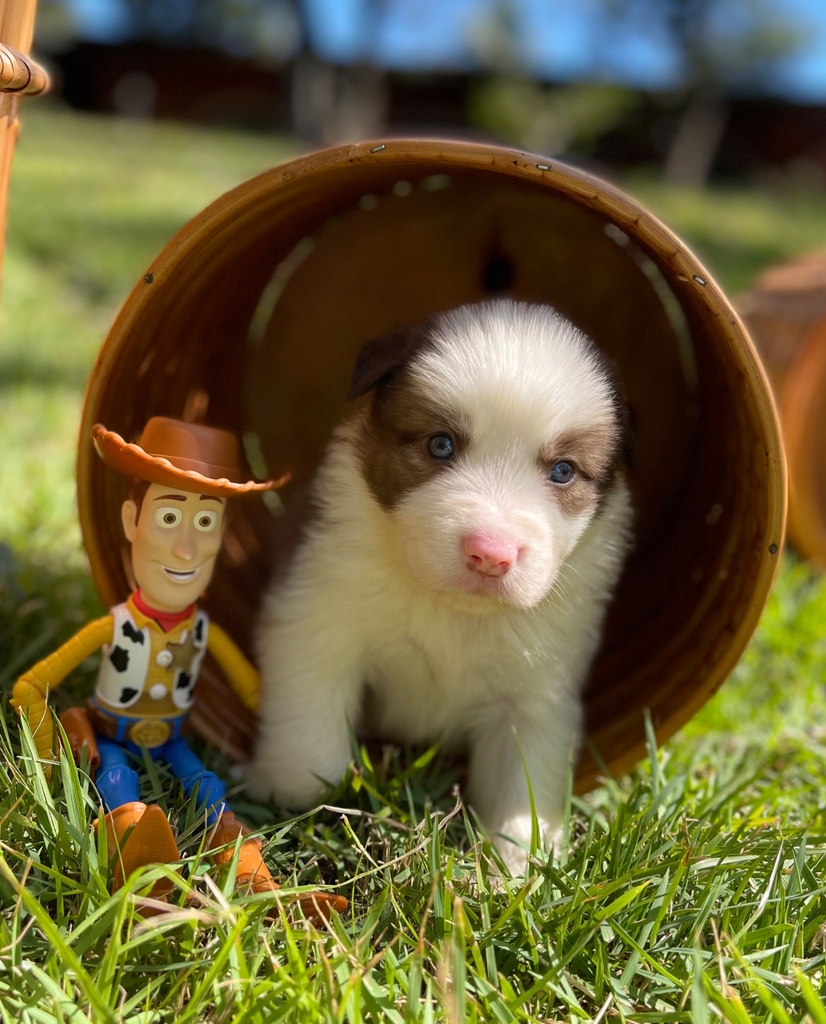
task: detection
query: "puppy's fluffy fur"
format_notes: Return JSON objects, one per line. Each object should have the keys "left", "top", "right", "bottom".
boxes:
{"left": 250, "top": 300, "right": 633, "bottom": 873}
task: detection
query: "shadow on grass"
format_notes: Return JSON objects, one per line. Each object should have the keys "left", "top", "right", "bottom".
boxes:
{"left": 0, "top": 543, "right": 104, "bottom": 704}
{"left": 207, "top": 728, "right": 469, "bottom": 891}
{"left": 0, "top": 354, "right": 93, "bottom": 392}
{"left": 12, "top": 211, "right": 197, "bottom": 308}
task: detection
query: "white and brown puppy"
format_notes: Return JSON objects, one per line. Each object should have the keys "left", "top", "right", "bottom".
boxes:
{"left": 250, "top": 300, "right": 633, "bottom": 874}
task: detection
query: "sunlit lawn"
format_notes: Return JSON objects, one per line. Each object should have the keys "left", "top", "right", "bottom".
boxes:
{"left": 2, "top": 101, "right": 826, "bottom": 1022}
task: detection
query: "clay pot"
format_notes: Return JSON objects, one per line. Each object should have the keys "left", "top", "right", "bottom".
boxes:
{"left": 739, "top": 253, "right": 826, "bottom": 569}
{"left": 77, "top": 140, "right": 785, "bottom": 789}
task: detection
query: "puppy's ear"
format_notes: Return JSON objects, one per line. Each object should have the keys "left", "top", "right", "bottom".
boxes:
{"left": 593, "top": 348, "right": 635, "bottom": 470}
{"left": 606, "top": 359, "right": 635, "bottom": 471}
{"left": 348, "top": 323, "right": 431, "bottom": 400}
{"left": 618, "top": 399, "right": 635, "bottom": 471}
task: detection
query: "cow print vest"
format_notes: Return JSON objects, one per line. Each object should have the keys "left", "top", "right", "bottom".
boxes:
{"left": 95, "top": 599, "right": 209, "bottom": 714}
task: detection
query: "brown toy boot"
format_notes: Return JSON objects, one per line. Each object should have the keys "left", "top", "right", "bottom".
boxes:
{"left": 98, "top": 802, "right": 180, "bottom": 909}
{"left": 207, "top": 810, "right": 348, "bottom": 924}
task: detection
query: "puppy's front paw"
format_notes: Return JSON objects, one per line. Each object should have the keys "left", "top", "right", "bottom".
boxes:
{"left": 242, "top": 770, "right": 274, "bottom": 806}
{"left": 244, "top": 754, "right": 332, "bottom": 810}
{"left": 492, "top": 814, "right": 560, "bottom": 877}
{"left": 243, "top": 757, "right": 276, "bottom": 802}
{"left": 244, "top": 756, "right": 314, "bottom": 806}
{"left": 493, "top": 839, "right": 530, "bottom": 878}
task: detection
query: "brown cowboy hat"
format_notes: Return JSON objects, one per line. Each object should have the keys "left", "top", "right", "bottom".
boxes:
{"left": 91, "top": 417, "right": 290, "bottom": 498}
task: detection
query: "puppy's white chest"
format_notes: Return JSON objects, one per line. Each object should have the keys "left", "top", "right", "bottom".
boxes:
{"left": 361, "top": 609, "right": 533, "bottom": 743}
{"left": 364, "top": 644, "right": 472, "bottom": 742}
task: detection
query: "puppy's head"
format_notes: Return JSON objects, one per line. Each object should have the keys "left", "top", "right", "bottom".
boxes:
{"left": 349, "top": 301, "right": 631, "bottom": 610}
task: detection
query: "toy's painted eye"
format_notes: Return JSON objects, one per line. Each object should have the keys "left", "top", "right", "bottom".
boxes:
{"left": 194, "top": 510, "right": 219, "bottom": 532}
{"left": 549, "top": 461, "right": 575, "bottom": 484}
{"left": 428, "top": 434, "right": 455, "bottom": 459}
{"left": 154, "top": 506, "right": 182, "bottom": 528}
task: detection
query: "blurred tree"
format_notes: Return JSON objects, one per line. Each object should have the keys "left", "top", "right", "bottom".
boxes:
{"left": 28, "top": 0, "right": 78, "bottom": 52}
{"left": 288, "top": 0, "right": 390, "bottom": 144}
{"left": 468, "top": 0, "right": 638, "bottom": 162}
{"left": 470, "top": 77, "right": 637, "bottom": 160}
{"left": 600, "top": 0, "right": 804, "bottom": 185}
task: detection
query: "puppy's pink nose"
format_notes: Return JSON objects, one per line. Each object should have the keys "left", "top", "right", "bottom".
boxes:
{"left": 463, "top": 534, "right": 519, "bottom": 577}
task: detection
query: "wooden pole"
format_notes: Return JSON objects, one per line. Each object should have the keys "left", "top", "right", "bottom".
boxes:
{"left": 0, "top": 42, "right": 49, "bottom": 95}
{"left": 0, "top": 0, "right": 47, "bottom": 283}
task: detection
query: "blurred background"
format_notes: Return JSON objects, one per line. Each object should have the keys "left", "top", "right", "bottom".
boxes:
{"left": 5, "top": 9, "right": 826, "bottom": 1007}
{"left": 4, "top": 0, "right": 826, "bottom": 700}
{"left": 26, "top": 0, "right": 826, "bottom": 185}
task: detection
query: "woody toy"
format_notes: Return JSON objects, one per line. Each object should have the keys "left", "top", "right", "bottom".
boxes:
{"left": 11, "top": 416, "right": 347, "bottom": 918}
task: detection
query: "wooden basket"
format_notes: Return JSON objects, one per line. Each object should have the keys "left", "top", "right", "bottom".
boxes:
{"left": 739, "top": 253, "right": 826, "bottom": 569}
{"left": 77, "top": 140, "right": 786, "bottom": 789}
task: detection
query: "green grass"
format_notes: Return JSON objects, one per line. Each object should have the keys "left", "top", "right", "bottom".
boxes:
{"left": 3, "top": 101, "right": 826, "bottom": 1021}
{"left": 626, "top": 174, "right": 826, "bottom": 296}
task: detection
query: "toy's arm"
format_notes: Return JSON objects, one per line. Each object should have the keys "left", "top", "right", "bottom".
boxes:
{"left": 10, "top": 616, "right": 113, "bottom": 763}
{"left": 207, "top": 623, "right": 260, "bottom": 713}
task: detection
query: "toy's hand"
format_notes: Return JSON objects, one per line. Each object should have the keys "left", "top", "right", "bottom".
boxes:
{"left": 59, "top": 707, "right": 101, "bottom": 770}
{"left": 8, "top": 615, "right": 113, "bottom": 777}
{"left": 10, "top": 674, "right": 56, "bottom": 766}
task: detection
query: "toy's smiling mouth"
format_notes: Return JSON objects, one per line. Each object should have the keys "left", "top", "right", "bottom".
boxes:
{"left": 162, "top": 565, "right": 200, "bottom": 583}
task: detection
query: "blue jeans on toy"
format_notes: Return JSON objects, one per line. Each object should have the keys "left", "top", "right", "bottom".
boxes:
{"left": 95, "top": 735, "right": 227, "bottom": 825}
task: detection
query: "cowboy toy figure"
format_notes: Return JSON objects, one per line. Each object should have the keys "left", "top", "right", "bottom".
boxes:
{"left": 11, "top": 416, "right": 347, "bottom": 918}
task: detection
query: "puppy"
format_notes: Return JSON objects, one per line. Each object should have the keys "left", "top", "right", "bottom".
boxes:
{"left": 250, "top": 300, "right": 633, "bottom": 873}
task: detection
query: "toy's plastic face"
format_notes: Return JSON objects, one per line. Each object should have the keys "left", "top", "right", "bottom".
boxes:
{"left": 122, "top": 482, "right": 226, "bottom": 611}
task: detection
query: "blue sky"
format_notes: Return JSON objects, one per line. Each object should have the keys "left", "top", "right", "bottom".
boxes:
{"left": 66, "top": 0, "right": 826, "bottom": 102}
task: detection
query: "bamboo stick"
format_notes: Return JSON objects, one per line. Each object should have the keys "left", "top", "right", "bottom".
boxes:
{"left": 0, "top": 41, "right": 48, "bottom": 95}
{"left": 0, "top": 0, "right": 43, "bottom": 283}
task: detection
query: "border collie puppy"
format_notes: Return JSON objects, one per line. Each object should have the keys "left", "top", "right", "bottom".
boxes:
{"left": 250, "top": 300, "right": 633, "bottom": 873}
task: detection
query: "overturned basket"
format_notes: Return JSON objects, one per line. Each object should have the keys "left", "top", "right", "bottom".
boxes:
{"left": 77, "top": 140, "right": 785, "bottom": 790}
{"left": 739, "top": 253, "right": 826, "bottom": 570}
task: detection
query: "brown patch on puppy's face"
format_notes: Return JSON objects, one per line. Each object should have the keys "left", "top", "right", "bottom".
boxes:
{"left": 541, "top": 424, "right": 624, "bottom": 518}
{"left": 356, "top": 368, "right": 469, "bottom": 511}
{"left": 349, "top": 321, "right": 470, "bottom": 511}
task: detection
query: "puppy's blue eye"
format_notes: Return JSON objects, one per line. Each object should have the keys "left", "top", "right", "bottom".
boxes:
{"left": 428, "top": 434, "right": 455, "bottom": 459}
{"left": 549, "top": 460, "right": 575, "bottom": 484}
